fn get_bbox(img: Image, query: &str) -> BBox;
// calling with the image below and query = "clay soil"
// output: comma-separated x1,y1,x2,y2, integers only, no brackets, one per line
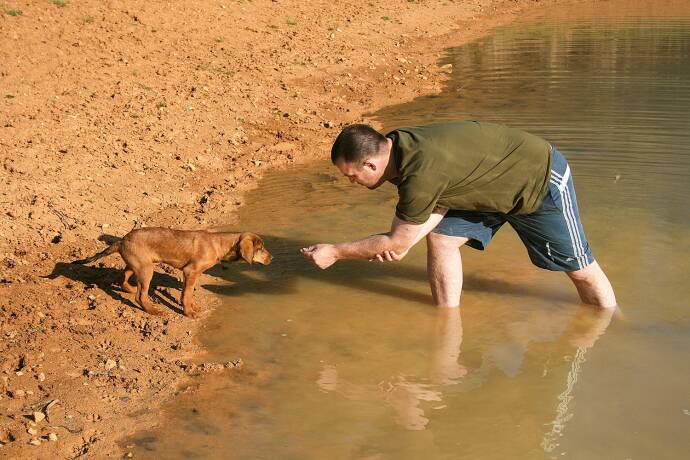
1,0,563,458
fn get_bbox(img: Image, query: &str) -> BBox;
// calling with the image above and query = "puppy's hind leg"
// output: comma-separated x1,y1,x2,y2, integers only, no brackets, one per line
135,264,163,316
181,268,201,319
121,266,137,294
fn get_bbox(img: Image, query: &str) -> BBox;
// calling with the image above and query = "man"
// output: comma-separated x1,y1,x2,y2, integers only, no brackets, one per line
300,121,616,308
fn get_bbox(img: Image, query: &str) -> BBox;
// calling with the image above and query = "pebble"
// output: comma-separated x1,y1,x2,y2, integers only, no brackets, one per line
33,411,46,423
48,433,58,442
27,427,38,435
105,359,117,371
29,439,41,446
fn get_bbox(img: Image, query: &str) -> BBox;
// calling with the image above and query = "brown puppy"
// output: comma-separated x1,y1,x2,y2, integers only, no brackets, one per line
73,228,272,318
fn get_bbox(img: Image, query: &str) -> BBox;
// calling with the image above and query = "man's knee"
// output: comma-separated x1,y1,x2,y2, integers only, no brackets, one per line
566,260,601,283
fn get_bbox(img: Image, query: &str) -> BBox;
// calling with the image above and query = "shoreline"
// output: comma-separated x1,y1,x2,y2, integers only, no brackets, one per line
0,0,566,457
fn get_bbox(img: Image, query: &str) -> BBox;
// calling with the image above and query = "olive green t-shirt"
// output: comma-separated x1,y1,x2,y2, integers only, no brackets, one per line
388,121,552,224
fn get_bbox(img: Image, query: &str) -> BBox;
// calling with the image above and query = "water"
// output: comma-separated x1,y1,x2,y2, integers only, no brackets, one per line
127,1,690,458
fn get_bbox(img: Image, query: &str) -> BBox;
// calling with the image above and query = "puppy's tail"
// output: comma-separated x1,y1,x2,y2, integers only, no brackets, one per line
72,241,122,265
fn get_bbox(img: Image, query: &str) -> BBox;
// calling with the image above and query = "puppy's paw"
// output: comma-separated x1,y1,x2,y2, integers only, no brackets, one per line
121,284,137,294
184,308,199,319
145,307,165,316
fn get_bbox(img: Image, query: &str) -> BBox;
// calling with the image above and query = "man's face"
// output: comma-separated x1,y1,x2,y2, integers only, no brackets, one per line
336,158,385,189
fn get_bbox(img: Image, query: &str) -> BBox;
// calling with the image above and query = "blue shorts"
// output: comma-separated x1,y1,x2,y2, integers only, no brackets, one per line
432,147,594,272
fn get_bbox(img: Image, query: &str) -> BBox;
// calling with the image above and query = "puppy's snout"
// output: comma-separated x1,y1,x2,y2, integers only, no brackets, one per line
261,251,273,265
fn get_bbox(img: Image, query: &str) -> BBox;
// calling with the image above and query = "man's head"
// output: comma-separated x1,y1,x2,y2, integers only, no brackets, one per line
331,124,392,189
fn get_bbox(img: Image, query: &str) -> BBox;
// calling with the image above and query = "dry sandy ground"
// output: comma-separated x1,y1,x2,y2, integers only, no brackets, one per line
1,0,563,457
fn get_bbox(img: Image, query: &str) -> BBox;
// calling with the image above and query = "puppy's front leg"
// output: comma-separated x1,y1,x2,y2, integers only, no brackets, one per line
181,268,201,318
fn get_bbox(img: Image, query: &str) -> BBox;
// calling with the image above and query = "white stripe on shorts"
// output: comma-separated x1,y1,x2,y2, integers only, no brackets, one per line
550,168,587,269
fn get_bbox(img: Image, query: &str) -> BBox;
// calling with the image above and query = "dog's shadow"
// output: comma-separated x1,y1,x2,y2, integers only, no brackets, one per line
45,262,183,314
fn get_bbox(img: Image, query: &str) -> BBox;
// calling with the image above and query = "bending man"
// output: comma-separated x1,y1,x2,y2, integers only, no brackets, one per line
300,121,616,308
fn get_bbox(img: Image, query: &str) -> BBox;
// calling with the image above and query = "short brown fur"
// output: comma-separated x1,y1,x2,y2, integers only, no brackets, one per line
73,228,272,318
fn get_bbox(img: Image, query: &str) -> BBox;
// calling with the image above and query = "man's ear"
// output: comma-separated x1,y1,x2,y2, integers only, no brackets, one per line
239,233,256,264
362,159,377,171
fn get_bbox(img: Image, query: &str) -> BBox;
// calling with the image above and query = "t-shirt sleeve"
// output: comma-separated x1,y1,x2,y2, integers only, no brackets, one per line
395,174,448,224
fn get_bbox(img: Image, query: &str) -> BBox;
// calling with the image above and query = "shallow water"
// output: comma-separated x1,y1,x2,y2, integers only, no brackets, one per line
127,1,690,458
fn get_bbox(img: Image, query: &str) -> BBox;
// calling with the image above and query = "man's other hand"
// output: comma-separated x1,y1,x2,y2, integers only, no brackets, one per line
369,249,408,262
300,244,338,269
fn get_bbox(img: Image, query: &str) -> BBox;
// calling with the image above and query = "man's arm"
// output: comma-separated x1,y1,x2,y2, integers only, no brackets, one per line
301,208,447,269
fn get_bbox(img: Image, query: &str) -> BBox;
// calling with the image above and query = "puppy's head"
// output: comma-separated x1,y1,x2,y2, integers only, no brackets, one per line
236,232,272,265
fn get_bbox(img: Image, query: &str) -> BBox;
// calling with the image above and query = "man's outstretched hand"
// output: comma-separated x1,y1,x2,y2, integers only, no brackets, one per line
300,244,338,269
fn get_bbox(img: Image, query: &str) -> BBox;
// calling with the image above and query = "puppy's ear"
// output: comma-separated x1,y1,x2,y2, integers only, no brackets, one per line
239,233,256,264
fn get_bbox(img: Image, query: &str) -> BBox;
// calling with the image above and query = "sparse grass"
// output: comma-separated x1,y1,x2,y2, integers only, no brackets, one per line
138,83,152,91
52,0,67,7
291,91,300,98
6,9,23,16
199,64,234,76
214,37,224,43
382,16,390,21
5,94,15,99
156,101,167,109
83,16,94,24
286,18,297,26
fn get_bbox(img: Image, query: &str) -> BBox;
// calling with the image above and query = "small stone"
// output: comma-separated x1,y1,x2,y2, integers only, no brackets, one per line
37,373,45,382
48,433,58,442
29,439,41,446
87,294,96,301
104,359,117,371
33,411,45,423
27,427,38,435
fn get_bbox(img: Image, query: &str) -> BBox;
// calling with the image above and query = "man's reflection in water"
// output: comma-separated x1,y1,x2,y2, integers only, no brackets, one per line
316,305,619,432
541,306,619,452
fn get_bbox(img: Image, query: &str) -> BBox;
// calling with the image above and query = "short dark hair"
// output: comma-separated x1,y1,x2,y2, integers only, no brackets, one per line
330,124,387,164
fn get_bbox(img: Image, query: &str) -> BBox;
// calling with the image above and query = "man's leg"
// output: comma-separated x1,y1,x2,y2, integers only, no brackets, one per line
426,233,469,308
566,260,617,308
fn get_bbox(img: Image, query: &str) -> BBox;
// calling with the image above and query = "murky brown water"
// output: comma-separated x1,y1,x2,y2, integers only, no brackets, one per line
127,1,690,458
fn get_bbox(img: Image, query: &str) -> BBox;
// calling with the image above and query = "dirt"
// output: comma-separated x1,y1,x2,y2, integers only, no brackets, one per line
0,0,565,457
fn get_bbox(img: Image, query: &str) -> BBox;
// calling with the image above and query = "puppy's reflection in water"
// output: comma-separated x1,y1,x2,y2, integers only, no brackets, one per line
316,305,617,431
